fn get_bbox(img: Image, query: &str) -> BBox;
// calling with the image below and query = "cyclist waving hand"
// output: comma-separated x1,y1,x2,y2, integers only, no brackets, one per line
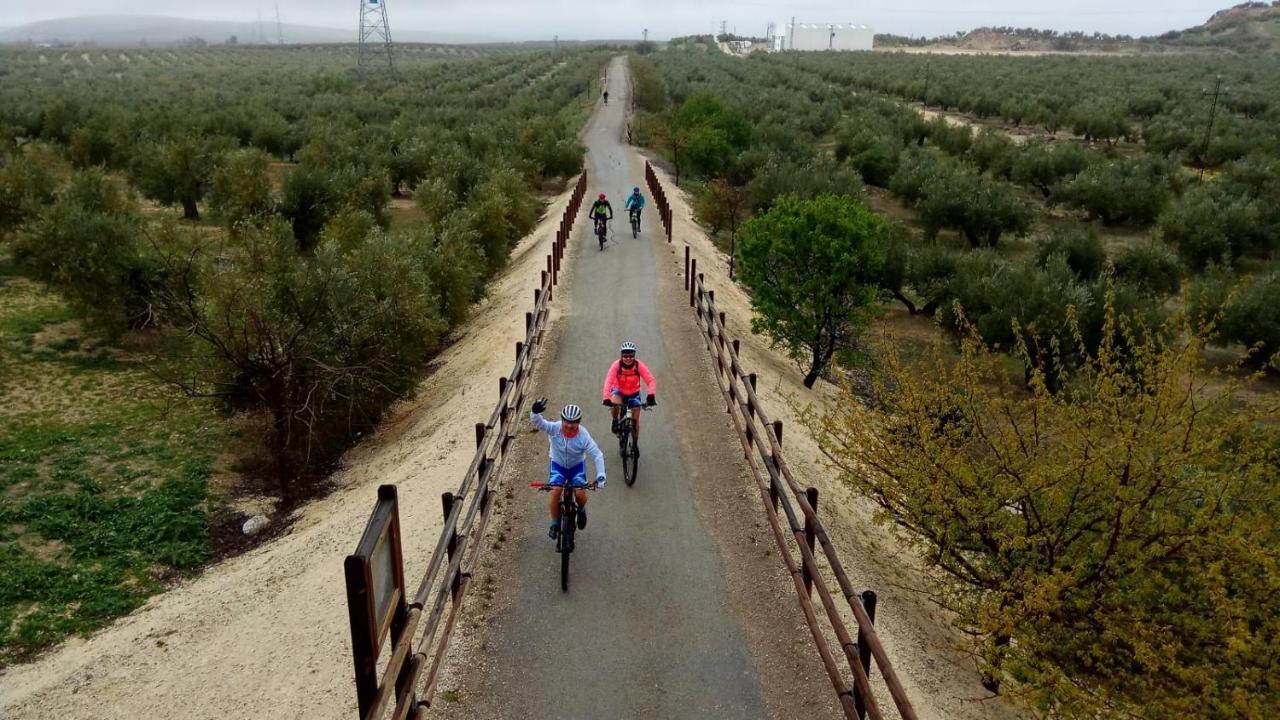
530,399,605,539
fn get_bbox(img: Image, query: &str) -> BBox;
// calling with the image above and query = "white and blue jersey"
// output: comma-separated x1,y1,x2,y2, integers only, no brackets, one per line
530,411,606,488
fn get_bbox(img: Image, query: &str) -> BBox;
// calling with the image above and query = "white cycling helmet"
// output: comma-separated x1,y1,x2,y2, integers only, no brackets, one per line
561,404,582,422
620,341,637,354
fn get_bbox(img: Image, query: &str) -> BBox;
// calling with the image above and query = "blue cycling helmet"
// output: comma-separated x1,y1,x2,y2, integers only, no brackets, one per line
632,187,641,193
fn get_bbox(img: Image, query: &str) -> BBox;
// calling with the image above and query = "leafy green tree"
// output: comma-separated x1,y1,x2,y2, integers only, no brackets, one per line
735,194,890,388
806,310,1280,717
11,170,155,329
672,91,751,179
208,148,273,228
130,135,235,220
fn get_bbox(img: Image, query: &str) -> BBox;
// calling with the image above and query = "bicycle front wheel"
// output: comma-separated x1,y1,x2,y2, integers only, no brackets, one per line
560,517,573,591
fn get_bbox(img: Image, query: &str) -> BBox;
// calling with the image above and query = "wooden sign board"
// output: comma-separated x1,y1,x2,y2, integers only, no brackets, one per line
345,485,407,718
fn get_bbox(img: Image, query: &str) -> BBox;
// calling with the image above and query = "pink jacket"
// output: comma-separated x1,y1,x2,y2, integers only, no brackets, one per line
602,359,656,399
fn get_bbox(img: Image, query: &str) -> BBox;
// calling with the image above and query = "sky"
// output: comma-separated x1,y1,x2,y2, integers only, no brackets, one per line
0,0,1241,40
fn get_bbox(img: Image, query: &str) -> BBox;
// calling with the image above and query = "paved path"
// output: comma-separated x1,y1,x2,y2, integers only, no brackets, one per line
439,56,770,719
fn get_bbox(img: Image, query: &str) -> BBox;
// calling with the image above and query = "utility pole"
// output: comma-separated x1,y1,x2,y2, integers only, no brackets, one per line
923,58,931,107
1198,75,1226,180
357,0,395,74
554,34,559,55
643,28,648,43
274,2,284,44
257,9,264,44
720,20,728,40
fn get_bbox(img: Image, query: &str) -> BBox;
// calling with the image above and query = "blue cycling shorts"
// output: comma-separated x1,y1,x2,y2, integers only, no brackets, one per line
548,461,588,488
609,390,643,408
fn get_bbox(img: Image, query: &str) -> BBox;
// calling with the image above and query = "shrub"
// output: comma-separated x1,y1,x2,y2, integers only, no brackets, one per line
1059,155,1176,226
11,170,156,329
1112,242,1183,297
462,166,541,275
130,135,235,220
1034,225,1106,280
1189,265,1280,369
748,153,864,212
807,308,1280,717
153,220,449,494
208,148,274,228
0,148,58,234
1164,180,1274,269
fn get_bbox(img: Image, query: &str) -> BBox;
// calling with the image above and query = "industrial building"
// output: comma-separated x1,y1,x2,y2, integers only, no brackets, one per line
783,23,874,51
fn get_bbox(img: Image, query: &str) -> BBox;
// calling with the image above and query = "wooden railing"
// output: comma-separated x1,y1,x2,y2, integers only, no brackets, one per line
645,161,919,720
344,172,588,720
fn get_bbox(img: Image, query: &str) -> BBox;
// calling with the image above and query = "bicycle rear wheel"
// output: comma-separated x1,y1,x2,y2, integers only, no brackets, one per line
625,438,639,486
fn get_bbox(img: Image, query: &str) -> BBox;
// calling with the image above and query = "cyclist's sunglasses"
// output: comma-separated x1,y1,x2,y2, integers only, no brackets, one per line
621,351,636,358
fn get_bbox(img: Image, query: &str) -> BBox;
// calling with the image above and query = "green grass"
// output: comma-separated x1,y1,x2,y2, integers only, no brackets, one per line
0,260,227,663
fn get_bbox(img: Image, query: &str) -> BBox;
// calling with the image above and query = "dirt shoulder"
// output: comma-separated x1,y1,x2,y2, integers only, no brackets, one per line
643,159,1025,720
0,179,581,720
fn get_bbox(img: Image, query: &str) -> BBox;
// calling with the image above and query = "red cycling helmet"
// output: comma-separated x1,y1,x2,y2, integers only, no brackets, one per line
598,193,606,200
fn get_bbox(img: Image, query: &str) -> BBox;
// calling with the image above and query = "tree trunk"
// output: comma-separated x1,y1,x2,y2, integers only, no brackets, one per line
892,289,918,315
182,197,199,221
981,633,1011,693
270,403,293,504
802,364,822,389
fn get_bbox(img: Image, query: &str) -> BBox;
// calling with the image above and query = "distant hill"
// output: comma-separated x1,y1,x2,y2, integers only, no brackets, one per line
876,2,1280,53
1156,2,1280,51
0,15,494,47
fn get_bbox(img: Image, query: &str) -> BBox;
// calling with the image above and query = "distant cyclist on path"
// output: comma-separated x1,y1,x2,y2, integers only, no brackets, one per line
530,399,606,539
601,342,657,450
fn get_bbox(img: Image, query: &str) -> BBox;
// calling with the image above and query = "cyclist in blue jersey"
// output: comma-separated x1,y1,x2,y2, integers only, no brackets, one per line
624,186,646,236
530,398,606,539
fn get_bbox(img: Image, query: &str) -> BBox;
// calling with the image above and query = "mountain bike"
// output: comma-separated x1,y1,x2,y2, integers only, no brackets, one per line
594,216,611,250
628,208,641,238
610,403,651,487
531,482,596,591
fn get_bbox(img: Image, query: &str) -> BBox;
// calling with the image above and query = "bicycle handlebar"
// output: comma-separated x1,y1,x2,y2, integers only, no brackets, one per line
529,482,600,490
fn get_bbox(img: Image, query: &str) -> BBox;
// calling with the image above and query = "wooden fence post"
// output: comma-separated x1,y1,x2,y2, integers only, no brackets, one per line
802,487,819,597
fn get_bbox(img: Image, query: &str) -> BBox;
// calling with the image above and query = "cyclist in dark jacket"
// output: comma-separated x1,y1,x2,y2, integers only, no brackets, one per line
589,193,613,249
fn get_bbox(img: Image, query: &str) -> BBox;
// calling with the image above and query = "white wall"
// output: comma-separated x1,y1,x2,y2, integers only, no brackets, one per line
785,23,873,51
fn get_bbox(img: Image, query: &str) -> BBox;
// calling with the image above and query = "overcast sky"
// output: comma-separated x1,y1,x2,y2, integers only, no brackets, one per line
1,1,1239,40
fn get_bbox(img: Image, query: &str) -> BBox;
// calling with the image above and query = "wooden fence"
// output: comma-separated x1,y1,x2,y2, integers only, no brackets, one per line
344,172,588,720
645,161,919,720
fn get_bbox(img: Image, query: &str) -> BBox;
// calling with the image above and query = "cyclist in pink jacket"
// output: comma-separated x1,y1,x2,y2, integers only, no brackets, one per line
601,341,657,449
